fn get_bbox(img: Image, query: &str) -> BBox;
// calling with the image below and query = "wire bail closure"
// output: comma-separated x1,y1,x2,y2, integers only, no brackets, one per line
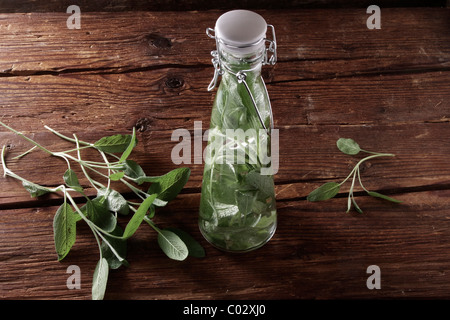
206,25,277,91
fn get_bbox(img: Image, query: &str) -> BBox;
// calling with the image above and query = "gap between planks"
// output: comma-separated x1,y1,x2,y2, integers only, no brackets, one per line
1,180,449,212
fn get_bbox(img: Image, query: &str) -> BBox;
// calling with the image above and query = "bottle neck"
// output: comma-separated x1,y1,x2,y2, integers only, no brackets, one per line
218,44,264,77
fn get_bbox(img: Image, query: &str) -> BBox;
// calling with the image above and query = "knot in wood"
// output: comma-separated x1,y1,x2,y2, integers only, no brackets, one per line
165,77,184,89
146,33,172,49
135,117,152,132
359,161,372,173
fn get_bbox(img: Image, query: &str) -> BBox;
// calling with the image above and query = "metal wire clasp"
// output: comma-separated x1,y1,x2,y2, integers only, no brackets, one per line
206,28,223,91
205,25,277,91
263,24,277,66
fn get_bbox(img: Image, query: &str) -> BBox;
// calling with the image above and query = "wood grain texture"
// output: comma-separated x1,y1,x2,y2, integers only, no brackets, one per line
0,8,449,300
0,0,445,13
2,189,450,300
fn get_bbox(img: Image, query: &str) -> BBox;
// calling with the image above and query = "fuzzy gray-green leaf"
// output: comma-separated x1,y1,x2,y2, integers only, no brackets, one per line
92,258,109,300
336,138,361,155
97,188,129,215
22,181,50,197
166,228,205,258
63,169,83,192
307,182,340,202
101,225,127,269
123,160,146,180
367,191,402,203
157,229,189,261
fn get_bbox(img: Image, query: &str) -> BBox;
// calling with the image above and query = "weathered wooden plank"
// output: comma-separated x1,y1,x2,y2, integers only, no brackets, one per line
1,189,450,299
0,9,448,76
0,68,449,128
0,1,445,13
1,121,449,207
0,7,449,301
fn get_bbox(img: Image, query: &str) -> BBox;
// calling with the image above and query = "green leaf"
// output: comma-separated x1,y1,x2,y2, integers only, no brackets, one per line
118,127,136,163
63,169,83,192
97,188,129,215
236,190,254,216
244,171,274,197
22,181,50,197
92,258,109,300
101,225,128,269
157,229,189,261
109,171,125,181
351,197,364,214
337,138,361,155
122,160,146,180
146,167,191,202
81,198,116,232
53,202,76,261
307,182,341,201
122,194,157,239
367,191,403,203
93,133,136,153
166,228,205,258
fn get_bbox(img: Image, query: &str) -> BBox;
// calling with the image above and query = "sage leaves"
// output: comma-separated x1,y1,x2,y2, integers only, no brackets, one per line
167,227,206,258
122,194,157,239
145,219,205,260
0,121,204,300
53,202,76,261
307,138,402,213
336,138,361,155
146,167,191,202
92,258,109,300
93,131,137,154
367,191,402,203
157,229,189,261
64,169,83,192
307,182,340,202
22,181,50,198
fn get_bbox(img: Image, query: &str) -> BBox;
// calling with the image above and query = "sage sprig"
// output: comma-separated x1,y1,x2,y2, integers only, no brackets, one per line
0,121,205,300
307,138,402,213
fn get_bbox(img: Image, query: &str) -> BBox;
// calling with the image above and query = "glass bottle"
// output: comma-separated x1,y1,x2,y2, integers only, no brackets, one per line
199,10,278,252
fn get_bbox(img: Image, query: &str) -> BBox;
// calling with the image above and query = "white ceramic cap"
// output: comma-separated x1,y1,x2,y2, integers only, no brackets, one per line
215,10,267,54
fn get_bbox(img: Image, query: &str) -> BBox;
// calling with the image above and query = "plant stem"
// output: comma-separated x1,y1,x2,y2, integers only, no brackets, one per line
99,150,111,191
12,146,37,160
2,150,79,195
357,166,370,193
1,146,8,177
144,216,160,232
45,125,92,147
347,170,357,213
360,148,394,156
339,153,395,187
74,134,100,192
0,121,53,155
58,145,92,154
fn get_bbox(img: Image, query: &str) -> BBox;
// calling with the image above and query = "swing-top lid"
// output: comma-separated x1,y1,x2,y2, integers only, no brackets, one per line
214,10,267,54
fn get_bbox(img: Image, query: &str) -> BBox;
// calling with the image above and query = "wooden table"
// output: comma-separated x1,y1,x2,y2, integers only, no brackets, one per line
0,4,449,301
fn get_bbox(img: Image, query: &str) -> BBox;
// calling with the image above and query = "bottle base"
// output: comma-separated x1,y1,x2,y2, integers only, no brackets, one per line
198,220,277,253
